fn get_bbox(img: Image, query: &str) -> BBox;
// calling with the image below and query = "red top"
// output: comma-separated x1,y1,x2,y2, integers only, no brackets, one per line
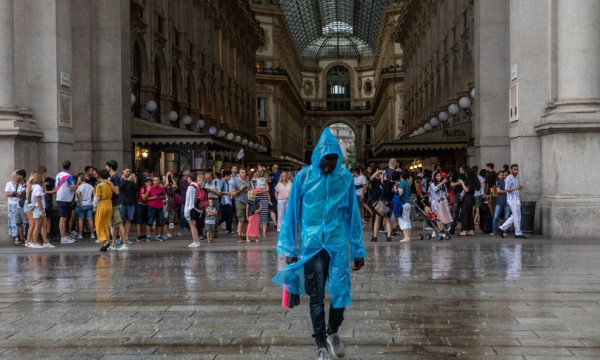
138,186,149,204
147,186,166,209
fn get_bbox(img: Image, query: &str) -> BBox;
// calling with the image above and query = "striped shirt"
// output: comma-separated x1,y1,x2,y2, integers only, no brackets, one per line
505,174,520,201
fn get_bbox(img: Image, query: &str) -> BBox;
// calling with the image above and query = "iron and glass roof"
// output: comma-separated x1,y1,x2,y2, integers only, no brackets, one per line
279,0,388,59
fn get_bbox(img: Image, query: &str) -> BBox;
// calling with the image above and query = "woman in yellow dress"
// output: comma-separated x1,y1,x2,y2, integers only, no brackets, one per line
95,169,114,251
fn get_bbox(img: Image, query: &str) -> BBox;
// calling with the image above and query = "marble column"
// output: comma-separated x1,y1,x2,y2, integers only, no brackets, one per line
0,0,15,108
536,0,600,238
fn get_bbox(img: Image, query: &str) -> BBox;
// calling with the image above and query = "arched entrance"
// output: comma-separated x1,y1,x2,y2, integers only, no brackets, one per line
327,122,356,168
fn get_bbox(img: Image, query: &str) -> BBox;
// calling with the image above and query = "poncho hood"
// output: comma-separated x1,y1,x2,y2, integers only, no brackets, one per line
311,128,344,172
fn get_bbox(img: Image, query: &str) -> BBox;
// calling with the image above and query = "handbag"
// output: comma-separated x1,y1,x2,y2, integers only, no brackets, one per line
373,199,388,216
93,183,102,212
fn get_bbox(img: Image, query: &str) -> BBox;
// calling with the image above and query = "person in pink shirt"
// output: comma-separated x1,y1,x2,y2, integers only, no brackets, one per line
144,176,166,241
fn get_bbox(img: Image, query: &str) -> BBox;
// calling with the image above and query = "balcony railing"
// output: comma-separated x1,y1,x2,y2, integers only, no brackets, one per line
256,67,372,112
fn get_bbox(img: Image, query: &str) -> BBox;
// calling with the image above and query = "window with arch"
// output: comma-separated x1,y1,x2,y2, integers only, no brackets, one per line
327,65,351,111
132,42,142,118
171,67,179,127
153,59,161,123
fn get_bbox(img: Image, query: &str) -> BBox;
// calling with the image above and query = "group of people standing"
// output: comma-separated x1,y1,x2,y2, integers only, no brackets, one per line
182,165,293,248
5,161,295,251
352,158,526,242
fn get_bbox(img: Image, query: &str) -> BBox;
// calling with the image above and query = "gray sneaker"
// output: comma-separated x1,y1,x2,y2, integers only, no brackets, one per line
316,347,330,360
327,333,346,358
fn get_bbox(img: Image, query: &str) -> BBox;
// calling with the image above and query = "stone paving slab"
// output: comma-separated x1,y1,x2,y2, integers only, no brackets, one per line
1,231,600,358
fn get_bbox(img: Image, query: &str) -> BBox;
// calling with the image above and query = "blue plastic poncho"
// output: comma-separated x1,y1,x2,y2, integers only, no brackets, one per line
272,128,366,308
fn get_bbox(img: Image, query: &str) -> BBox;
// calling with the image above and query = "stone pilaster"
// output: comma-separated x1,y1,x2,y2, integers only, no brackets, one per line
536,0,600,238
507,0,551,218
91,0,131,167
0,0,15,108
473,0,511,169
0,0,42,180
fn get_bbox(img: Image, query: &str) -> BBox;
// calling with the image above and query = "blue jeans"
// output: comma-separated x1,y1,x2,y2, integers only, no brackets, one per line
304,249,345,349
492,204,511,233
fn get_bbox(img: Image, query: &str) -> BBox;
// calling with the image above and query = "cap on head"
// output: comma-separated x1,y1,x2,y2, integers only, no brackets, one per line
144,177,152,182
106,159,118,167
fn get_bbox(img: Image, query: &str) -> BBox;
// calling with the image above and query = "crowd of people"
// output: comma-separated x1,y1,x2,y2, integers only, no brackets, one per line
4,161,295,251
353,158,526,242
5,155,526,250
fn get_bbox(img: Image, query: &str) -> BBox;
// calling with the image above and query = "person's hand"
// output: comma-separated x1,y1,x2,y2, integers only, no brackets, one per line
353,257,365,271
517,185,523,190
285,256,298,264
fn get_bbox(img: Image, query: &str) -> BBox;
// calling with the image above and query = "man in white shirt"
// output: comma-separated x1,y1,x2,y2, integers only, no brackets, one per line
56,160,81,244
499,164,526,239
352,167,367,222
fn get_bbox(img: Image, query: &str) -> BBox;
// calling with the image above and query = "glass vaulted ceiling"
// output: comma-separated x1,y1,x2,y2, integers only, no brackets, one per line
279,0,388,59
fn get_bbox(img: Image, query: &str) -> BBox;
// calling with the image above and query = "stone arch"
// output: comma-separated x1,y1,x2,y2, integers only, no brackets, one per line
450,53,461,98
171,61,184,103
321,118,359,138
131,35,151,86
461,47,473,90
186,74,197,110
154,51,168,94
257,134,272,156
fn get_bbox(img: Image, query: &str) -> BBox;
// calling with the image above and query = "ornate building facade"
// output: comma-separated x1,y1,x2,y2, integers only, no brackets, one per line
251,0,405,166
389,0,600,238
0,0,264,179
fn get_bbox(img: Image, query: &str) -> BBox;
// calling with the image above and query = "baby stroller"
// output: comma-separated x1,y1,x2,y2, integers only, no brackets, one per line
414,198,451,241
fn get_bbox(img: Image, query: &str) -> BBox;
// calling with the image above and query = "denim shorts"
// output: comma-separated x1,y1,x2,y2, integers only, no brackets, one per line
120,204,136,221
32,206,44,219
76,205,94,220
16,205,29,225
147,206,164,227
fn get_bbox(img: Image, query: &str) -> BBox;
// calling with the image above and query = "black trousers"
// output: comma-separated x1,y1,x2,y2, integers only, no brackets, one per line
304,249,345,349
218,203,233,232
450,194,462,233
460,193,476,232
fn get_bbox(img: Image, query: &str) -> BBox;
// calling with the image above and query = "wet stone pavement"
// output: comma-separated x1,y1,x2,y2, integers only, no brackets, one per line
1,230,600,359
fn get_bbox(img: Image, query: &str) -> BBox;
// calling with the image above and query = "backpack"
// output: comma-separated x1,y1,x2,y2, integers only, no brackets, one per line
18,190,27,208
195,188,209,211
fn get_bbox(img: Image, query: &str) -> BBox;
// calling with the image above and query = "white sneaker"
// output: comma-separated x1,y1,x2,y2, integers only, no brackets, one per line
42,243,55,249
326,333,346,358
30,244,43,249
95,239,101,244
316,347,330,360
117,245,129,251
60,238,75,244
108,246,117,251
70,231,79,238
76,234,83,240
91,233,96,239
188,243,196,247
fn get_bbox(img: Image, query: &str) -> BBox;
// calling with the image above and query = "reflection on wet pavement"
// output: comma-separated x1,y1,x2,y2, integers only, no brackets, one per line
0,233,599,359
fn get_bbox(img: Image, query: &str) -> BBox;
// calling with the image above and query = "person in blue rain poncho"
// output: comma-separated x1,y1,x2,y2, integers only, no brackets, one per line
273,128,366,360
